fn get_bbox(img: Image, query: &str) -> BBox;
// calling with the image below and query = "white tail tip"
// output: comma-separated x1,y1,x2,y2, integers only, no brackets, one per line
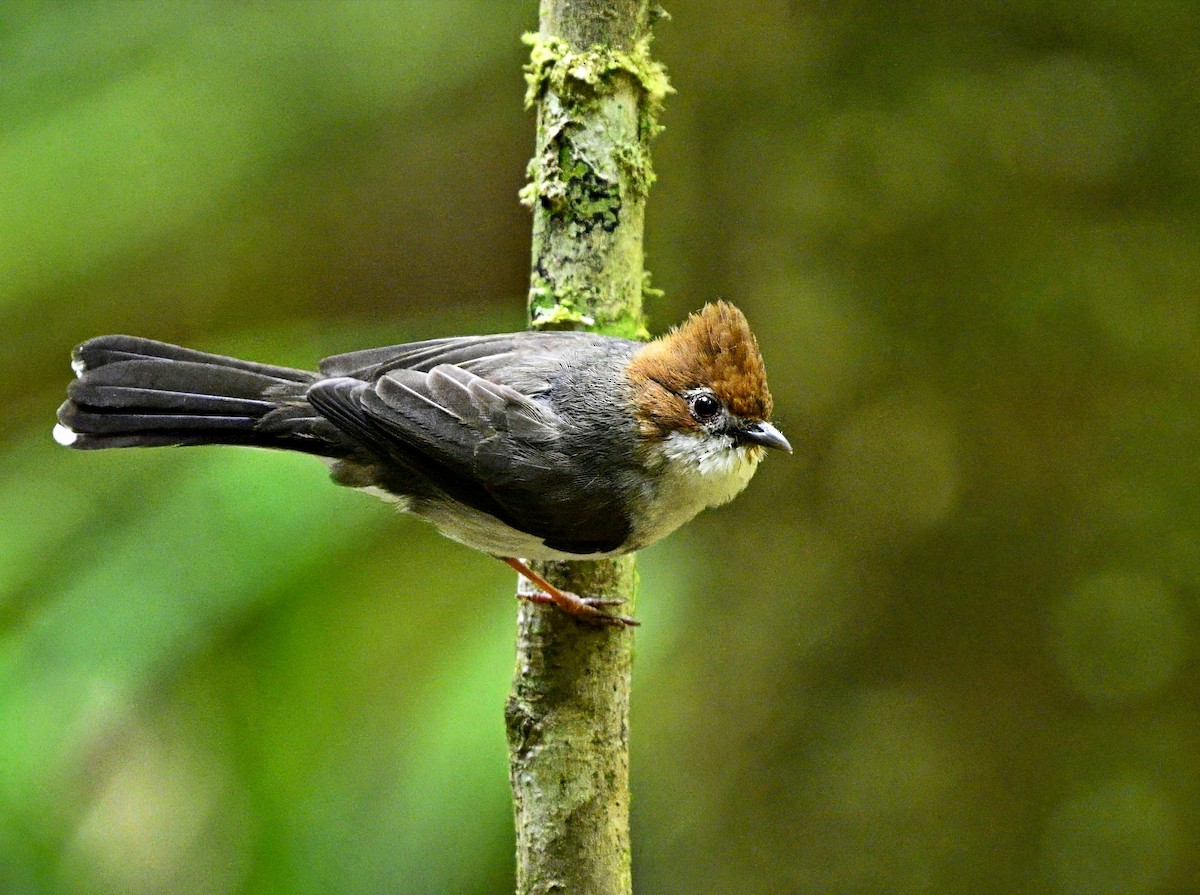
53,423,78,446
71,355,86,377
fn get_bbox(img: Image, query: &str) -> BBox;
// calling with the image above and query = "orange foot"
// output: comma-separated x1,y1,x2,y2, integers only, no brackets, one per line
502,557,639,628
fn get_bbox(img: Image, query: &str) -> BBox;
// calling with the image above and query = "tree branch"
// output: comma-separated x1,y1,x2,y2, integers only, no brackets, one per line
505,2,670,893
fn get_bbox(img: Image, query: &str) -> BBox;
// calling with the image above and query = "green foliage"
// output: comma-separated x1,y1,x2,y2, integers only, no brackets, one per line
3,2,1199,894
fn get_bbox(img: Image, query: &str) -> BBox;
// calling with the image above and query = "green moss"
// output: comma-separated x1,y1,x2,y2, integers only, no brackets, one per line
521,31,672,211
559,152,621,231
521,29,667,344
522,33,571,110
521,32,672,115
522,136,623,231
641,269,664,303
527,278,652,340
615,140,655,201
594,315,651,342
527,269,655,340
519,155,566,214
531,304,596,330
528,277,596,331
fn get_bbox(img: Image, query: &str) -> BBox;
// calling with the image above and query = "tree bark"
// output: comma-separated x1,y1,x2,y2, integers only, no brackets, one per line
506,2,670,893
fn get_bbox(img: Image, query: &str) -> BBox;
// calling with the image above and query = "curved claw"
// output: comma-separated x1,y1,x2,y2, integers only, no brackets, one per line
503,557,639,628
578,597,638,627
522,589,640,627
579,604,640,627
580,597,627,609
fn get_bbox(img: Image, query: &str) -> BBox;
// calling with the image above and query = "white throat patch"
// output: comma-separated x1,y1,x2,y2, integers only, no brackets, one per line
628,431,764,551
659,430,763,489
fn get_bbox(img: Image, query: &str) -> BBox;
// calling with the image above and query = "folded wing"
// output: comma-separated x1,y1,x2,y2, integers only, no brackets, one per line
308,355,632,555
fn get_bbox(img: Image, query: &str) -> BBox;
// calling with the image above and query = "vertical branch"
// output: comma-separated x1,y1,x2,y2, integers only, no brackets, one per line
505,2,670,894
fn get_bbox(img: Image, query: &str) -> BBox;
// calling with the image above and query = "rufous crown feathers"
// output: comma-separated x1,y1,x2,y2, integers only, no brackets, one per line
626,301,774,438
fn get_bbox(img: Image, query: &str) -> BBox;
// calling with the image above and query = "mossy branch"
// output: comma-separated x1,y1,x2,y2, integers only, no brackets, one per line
505,2,670,894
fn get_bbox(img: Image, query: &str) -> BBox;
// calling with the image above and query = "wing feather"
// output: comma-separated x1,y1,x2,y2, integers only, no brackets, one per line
311,352,633,555
318,331,610,382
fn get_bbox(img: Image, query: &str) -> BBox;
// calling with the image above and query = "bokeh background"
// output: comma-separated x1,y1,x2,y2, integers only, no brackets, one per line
3,2,1198,893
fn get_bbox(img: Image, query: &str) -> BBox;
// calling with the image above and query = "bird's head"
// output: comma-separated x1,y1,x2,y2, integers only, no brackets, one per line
626,301,790,483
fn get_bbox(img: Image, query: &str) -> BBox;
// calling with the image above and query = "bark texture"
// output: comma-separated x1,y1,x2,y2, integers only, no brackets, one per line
507,2,669,893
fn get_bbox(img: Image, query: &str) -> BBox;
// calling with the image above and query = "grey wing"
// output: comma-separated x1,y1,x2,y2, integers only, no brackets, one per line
318,331,616,384
307,361,633,555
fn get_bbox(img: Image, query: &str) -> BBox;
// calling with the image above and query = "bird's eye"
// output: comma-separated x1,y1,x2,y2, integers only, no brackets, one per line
690,393,721,420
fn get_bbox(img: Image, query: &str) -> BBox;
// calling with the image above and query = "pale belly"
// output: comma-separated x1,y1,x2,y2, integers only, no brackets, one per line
626,433,763,551
354,433,763,560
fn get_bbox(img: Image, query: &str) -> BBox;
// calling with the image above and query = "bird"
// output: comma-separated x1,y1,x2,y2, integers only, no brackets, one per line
54,301,790,626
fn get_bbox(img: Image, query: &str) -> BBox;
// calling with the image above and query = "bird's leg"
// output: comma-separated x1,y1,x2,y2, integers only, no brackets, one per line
502,557,639,628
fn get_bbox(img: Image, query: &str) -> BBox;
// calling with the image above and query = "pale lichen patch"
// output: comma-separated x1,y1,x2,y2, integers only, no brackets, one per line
520,31,672,213
521,33,673,118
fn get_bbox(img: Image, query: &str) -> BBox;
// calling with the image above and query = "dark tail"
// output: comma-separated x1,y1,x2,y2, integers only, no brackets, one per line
55,335,347,457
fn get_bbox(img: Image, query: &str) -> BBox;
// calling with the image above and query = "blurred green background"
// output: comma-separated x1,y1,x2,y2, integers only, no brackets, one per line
3,2,1198,893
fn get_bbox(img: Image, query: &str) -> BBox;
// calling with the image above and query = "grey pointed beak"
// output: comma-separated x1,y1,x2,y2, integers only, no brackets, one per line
738,421,792,453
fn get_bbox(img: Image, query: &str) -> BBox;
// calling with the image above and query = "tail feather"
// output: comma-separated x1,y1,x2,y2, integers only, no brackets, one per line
65,383,276,416
74,335,314,383
56,335,347,456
